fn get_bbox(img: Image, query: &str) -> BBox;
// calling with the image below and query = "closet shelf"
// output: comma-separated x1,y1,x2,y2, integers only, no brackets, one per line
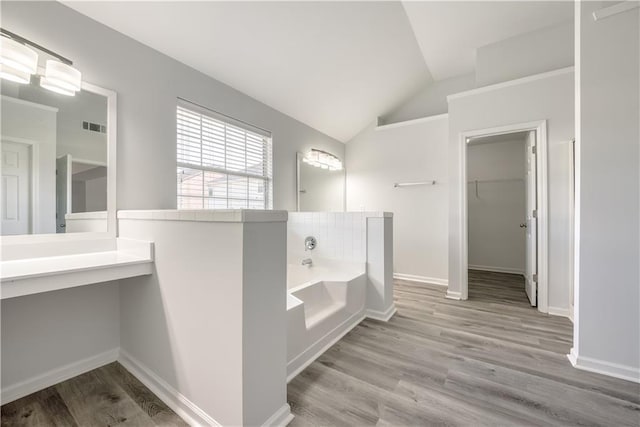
1,238,154,300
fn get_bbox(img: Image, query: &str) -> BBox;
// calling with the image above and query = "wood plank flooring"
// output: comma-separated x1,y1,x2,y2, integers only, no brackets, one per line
288,271,640,426
3,271,638,426
1,362,187,427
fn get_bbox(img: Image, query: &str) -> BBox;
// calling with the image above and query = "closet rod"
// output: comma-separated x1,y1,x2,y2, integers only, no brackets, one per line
467,178,524,184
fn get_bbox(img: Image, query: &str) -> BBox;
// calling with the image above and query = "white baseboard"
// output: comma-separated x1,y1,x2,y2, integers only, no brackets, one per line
262,403,294,427
118,349,221,426
287,310,365,383
393,273,448,287
567,348,640,383
445,290,462,300
548,306,572,319
365,304,397,322
468,265,524,275
1,348,119,405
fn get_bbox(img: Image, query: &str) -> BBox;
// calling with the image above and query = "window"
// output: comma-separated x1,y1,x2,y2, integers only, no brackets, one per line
176,100,273,210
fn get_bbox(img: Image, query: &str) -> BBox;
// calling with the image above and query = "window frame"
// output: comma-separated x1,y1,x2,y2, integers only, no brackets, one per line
176,99,273,210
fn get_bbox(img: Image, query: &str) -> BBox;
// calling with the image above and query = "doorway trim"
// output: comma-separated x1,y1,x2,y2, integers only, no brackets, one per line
1,135,40,234
456,120,549,313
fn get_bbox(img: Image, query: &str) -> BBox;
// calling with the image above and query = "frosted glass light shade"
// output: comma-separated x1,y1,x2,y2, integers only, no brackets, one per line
41,60,81,94
0,64,31,84
40,76,75,96
0,37,38,74
303,149,343,171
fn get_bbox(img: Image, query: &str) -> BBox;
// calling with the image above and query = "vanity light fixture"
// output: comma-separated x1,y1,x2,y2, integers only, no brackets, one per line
40,60,82,96
0,36,38,83
0,64,32,84
0,28,82,96
302,149,343,171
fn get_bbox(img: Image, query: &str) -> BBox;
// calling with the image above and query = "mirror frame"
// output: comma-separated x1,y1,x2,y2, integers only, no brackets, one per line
1,78,117,247
295,151,346,212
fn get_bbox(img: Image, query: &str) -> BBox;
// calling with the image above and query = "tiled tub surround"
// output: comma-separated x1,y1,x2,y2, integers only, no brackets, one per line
287,211,389,264
286,212,395,381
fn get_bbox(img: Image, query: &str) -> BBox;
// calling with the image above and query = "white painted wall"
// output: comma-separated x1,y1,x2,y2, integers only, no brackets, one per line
476,21,574,86
572,1,639,381
448,69,575,312
381,74,476,125
118,212,289,425
468,138,526,274
1,2,343,212
0,96,57,234
346,118,448,284
1,283,119,399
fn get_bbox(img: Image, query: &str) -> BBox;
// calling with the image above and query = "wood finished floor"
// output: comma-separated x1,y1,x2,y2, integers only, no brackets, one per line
1,362,187,427
3,271,639,426
288,270,640,426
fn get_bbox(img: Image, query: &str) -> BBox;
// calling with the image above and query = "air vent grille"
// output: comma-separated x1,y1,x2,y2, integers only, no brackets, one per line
82,121,106,134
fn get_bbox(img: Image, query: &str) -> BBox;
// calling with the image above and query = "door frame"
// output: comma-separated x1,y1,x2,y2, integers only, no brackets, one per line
1,135,40,234
457,120,549,313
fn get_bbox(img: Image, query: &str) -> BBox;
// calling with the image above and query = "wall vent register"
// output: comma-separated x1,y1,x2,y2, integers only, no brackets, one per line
176,99,273,209
82,120,106,133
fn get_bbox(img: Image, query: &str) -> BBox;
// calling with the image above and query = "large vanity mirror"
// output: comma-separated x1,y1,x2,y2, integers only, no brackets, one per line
1,76,115,237
296,150,345,212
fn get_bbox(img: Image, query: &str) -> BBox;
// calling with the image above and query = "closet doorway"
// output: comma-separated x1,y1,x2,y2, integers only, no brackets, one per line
457,120,548,312
467,131,537,306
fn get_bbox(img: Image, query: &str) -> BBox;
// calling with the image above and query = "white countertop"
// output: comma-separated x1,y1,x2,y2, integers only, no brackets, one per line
1,238,154,300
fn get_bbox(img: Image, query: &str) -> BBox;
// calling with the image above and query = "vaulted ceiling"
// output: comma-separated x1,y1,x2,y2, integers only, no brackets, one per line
63,1,573,142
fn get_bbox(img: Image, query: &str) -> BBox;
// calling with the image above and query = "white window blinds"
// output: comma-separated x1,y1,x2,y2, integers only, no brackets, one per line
176,100,273,210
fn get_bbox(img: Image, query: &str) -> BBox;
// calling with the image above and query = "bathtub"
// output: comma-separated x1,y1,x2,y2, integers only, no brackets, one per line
286,258,367,381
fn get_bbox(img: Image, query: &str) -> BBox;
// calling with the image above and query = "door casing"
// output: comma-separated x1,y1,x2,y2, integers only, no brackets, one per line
456,120,549,313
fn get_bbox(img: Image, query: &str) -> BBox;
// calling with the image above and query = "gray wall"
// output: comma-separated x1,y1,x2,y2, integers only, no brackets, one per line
476,21,574,86
1,1,343,211
447,69,575,312
1,284,119,393
380,21,574,126
468,138,526,274
380,73,476,124
574,1,639,378
346,118,449,283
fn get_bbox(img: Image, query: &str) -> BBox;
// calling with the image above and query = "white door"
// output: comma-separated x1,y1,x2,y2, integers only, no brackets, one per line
56,155,72,233
1,141,31,235
525,131,538,306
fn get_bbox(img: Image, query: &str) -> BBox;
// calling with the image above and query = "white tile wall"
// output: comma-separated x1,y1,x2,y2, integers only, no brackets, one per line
288,212,372,263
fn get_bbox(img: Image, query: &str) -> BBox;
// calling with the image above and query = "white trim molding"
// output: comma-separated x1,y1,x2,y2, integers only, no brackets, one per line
547,306,572,320
1,135,41,234
455,120,549,314
568,348,640,384
261,404,294,427
376,113,448,131
118,349,221,426
468,265,524,276
1,348,119,405
447,67,574,102
445,290,462,300
365,304,397,322
393,273,448,287
592,1,639,21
